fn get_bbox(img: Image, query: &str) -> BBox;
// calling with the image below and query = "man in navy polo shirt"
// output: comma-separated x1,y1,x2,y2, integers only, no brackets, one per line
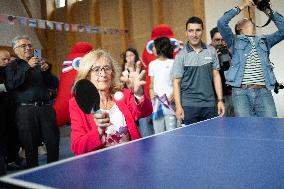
172,16,225,125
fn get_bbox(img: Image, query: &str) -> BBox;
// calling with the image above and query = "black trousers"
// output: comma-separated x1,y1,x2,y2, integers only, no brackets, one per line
0,92,20,174
15,105,60,168
0,154,5,176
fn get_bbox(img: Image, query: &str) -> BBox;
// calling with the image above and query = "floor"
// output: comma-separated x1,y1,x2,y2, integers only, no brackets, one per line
7,125,73,175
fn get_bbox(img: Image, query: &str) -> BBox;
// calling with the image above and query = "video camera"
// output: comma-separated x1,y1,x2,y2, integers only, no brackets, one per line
274,81,284,94
253,0,271,14
216,45,231,71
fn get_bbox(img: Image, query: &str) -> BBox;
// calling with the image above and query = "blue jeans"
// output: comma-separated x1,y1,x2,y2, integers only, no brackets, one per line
183,106,216,125
137,116,154,137
152,115,177,134
232,87,277,117
224,95,234,117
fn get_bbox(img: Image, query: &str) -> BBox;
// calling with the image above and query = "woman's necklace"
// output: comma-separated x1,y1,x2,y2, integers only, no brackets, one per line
100,98,114,110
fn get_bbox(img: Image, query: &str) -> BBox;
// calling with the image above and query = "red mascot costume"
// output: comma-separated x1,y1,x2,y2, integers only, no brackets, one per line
142,24,182,95
53,42,93,126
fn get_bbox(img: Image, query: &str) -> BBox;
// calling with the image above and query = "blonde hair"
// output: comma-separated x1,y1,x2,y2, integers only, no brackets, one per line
74,49,123,95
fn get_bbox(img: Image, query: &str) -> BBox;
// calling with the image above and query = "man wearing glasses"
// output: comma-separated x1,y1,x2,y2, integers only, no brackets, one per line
5,36,59,168
210,27,234,117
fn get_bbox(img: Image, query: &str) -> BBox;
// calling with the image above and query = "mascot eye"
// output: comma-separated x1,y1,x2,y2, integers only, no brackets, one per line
72,57,82,70
170,38,181,52
146,40,155,54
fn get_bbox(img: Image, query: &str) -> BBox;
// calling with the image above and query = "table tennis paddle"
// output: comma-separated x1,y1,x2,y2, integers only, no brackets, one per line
74,79,100,114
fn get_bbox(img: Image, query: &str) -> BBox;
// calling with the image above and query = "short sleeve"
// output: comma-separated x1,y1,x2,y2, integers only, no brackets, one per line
209,47,220,70
171,52,184,78
148,61,154,77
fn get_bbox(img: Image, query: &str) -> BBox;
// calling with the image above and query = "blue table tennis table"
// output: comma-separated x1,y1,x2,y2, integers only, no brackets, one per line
1,117,284,189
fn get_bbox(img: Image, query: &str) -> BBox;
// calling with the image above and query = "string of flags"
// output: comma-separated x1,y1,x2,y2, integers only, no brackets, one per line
0,13,128,35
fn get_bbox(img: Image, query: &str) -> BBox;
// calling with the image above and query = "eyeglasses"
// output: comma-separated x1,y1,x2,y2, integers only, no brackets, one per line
90,65,112,75
14,44,33,49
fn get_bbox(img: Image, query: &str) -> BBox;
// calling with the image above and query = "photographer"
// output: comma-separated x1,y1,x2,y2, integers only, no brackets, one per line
217,0,284,117
210,27,234,117
5,35,59,168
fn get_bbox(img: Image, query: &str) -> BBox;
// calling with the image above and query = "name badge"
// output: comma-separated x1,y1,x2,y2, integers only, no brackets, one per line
205,57,212,60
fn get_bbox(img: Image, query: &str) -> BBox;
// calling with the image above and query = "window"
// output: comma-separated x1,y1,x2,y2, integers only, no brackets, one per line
55,0,65,8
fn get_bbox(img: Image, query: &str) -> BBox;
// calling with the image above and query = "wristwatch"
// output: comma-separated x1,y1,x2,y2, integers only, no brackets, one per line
217,98,225,103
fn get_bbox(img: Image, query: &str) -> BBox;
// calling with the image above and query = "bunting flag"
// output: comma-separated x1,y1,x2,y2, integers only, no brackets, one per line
0,14,7,23
151,94,175,120
85,25,91,33
64,23,70,32
71,24,79,32
28,18,37,27
78,25,84,32
37,19,46,29
7,15,16,25
0,13,128,35
46,20,54,30
18,17,27,26
55,22,63,31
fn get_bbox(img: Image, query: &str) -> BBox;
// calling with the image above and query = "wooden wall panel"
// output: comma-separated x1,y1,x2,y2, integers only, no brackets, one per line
130,0,153,56
71,0,94,43
152,0,164,25
42,0,206,74
49,7,69,75
89,0,102,48
163,0,195,43
118,0,129,52
99,0,123,61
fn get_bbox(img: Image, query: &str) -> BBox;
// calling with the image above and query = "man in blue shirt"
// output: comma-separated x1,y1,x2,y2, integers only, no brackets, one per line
217,0,284,117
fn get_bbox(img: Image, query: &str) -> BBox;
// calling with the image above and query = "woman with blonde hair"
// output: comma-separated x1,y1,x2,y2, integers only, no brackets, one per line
69,49,153,155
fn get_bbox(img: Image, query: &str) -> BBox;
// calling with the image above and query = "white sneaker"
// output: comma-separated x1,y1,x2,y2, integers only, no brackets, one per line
38,145,47,155
18,147,26,159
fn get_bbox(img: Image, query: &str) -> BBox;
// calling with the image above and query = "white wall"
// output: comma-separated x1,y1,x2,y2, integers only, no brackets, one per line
205,0,284,117
256,1,284,117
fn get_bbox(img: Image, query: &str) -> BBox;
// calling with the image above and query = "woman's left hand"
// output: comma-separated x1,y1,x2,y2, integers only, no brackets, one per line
120,61,146,96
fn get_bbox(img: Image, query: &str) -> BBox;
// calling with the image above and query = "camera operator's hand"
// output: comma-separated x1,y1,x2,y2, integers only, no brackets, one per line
216,47,224,56
27,57,39,68
239,0,255,10
216,48,221,56
263,1,272,16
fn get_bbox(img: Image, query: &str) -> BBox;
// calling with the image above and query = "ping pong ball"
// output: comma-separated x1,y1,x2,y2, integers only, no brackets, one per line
114,91,124,101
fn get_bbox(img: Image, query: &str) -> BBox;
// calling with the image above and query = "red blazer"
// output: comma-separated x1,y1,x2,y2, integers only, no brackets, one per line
69,89,153,155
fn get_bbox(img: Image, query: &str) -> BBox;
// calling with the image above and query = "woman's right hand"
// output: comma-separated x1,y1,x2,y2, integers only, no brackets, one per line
93,111,110,136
